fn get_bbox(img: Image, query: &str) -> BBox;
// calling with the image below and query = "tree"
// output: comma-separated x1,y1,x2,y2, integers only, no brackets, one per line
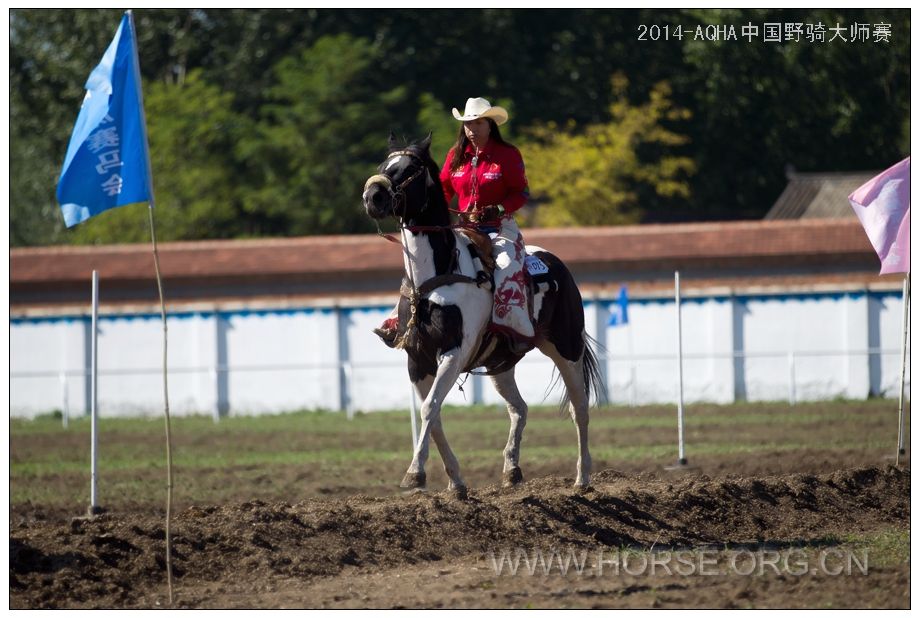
416,93,458,168
238,34,410,236
10,9,126,246
9,8,238,245
67,70,248,244
670,8,910,220
520,76,695,227
9,9,910,245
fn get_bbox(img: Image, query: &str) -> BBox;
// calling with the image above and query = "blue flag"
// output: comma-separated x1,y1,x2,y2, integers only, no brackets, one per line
607,285,629,327
57,12,152,227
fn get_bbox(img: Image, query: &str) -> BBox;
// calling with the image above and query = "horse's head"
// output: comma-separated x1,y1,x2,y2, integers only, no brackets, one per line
363,133,434,222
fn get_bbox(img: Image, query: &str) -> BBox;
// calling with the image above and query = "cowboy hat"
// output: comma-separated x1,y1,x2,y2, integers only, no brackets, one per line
451,97,509,125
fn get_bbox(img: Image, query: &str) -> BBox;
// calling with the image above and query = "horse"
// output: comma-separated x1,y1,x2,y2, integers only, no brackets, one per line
362,133,602,498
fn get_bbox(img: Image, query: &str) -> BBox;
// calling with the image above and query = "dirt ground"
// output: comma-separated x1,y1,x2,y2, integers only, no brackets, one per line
10,460,910,608
9,403,911,609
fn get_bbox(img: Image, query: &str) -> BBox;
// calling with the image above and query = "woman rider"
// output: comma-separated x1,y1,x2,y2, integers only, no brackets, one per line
375,96,535,351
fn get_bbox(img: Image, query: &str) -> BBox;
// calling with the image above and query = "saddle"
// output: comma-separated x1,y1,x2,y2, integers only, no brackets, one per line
457,227,496,273
390,229,558,367
457,227,557,297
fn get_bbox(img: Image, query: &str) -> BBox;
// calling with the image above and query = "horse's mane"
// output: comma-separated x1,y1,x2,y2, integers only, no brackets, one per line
388,136,448,214
389,136,442,183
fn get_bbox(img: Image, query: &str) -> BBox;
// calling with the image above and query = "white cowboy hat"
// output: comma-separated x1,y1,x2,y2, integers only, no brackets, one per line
451,97,509,125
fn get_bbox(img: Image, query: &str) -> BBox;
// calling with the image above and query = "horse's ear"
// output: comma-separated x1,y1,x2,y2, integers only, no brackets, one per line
419,132,433,153
388,131,399,150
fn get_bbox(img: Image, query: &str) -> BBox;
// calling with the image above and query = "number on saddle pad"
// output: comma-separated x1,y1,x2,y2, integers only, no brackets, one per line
524,255,549,276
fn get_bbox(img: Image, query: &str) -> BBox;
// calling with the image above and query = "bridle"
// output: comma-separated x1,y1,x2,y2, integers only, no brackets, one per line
363,149,430,221
366,149,481,244
364,148,490,350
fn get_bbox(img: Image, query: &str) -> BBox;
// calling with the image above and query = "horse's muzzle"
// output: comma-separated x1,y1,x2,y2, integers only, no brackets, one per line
363,180,392,219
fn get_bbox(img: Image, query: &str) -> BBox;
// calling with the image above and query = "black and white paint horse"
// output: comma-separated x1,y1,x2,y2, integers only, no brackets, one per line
363,134,601,497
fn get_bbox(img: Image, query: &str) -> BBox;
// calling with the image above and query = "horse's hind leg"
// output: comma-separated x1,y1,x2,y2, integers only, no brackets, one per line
538,340,592,488
489,368,528,487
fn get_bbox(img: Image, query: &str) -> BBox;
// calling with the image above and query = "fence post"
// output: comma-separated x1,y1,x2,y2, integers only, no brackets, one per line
343,360,355,420
629,364,637,407
60,372,69,429
409,384,419,450
788,352,796,406
211,313,221,423
210,365,220,424
334,307,353,417
587,297,610,405
896,275,910,461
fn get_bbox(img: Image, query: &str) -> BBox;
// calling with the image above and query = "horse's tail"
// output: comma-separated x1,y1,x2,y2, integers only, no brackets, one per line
553,331,606,415
581,332,606,405
533,248,607,412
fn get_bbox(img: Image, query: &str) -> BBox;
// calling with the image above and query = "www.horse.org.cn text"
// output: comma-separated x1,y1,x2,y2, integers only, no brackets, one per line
486,547,870,578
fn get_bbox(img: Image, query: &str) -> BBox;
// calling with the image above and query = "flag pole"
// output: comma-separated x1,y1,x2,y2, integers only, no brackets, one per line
127,10,174,604
896,273,910,466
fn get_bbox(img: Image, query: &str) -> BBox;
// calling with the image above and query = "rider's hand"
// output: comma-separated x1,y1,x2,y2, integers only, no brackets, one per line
481,204,505,221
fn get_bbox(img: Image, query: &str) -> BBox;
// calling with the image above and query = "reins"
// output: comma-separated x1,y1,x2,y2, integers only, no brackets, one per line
366,148,491,350
374,221,476,244
367,149,493,241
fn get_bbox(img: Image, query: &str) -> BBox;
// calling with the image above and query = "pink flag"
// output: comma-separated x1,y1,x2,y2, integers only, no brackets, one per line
848,156,911,275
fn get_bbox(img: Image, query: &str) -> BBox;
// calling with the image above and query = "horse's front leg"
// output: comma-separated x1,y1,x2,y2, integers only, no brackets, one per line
400,372,433,490
400,351,468,497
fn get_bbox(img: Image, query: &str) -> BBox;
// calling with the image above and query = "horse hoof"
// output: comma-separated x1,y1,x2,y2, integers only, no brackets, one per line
502,467,524,488
573,483,593,495
400,471,426,490
450,485,469,501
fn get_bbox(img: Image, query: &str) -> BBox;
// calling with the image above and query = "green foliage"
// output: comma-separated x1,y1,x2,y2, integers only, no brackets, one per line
238,34,409,236
8,8,911,246
672,7,911,219
10,9,126,246
521,77,695,227
69,70,247,244
416,93,457,167
144,71,247,240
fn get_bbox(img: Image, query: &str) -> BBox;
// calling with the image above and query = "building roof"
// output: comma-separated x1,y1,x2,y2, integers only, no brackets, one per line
10,219,898,313
764,171,875,220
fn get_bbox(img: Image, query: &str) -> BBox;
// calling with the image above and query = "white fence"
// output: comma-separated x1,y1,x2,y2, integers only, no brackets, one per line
10,348,911,425
10,287,909,420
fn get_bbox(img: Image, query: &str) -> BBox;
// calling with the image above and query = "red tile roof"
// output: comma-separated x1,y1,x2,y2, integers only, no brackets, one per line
10,219,898,310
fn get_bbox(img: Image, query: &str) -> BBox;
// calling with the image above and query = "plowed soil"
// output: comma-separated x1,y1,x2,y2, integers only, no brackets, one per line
10,402,911,608
10,464,909,608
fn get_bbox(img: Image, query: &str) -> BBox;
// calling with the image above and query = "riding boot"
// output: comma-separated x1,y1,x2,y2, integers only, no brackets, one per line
373,311,399,348
490,217,535,352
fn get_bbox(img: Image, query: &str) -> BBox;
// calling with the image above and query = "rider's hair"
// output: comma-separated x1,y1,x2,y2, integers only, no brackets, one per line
448,119,509,173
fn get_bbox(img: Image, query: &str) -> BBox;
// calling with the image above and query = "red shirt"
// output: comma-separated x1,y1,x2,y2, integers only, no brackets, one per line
439,140,529,217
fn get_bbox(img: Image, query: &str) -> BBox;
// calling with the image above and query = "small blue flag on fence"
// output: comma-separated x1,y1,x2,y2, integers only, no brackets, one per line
57,12,152,227
607,285,629,327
